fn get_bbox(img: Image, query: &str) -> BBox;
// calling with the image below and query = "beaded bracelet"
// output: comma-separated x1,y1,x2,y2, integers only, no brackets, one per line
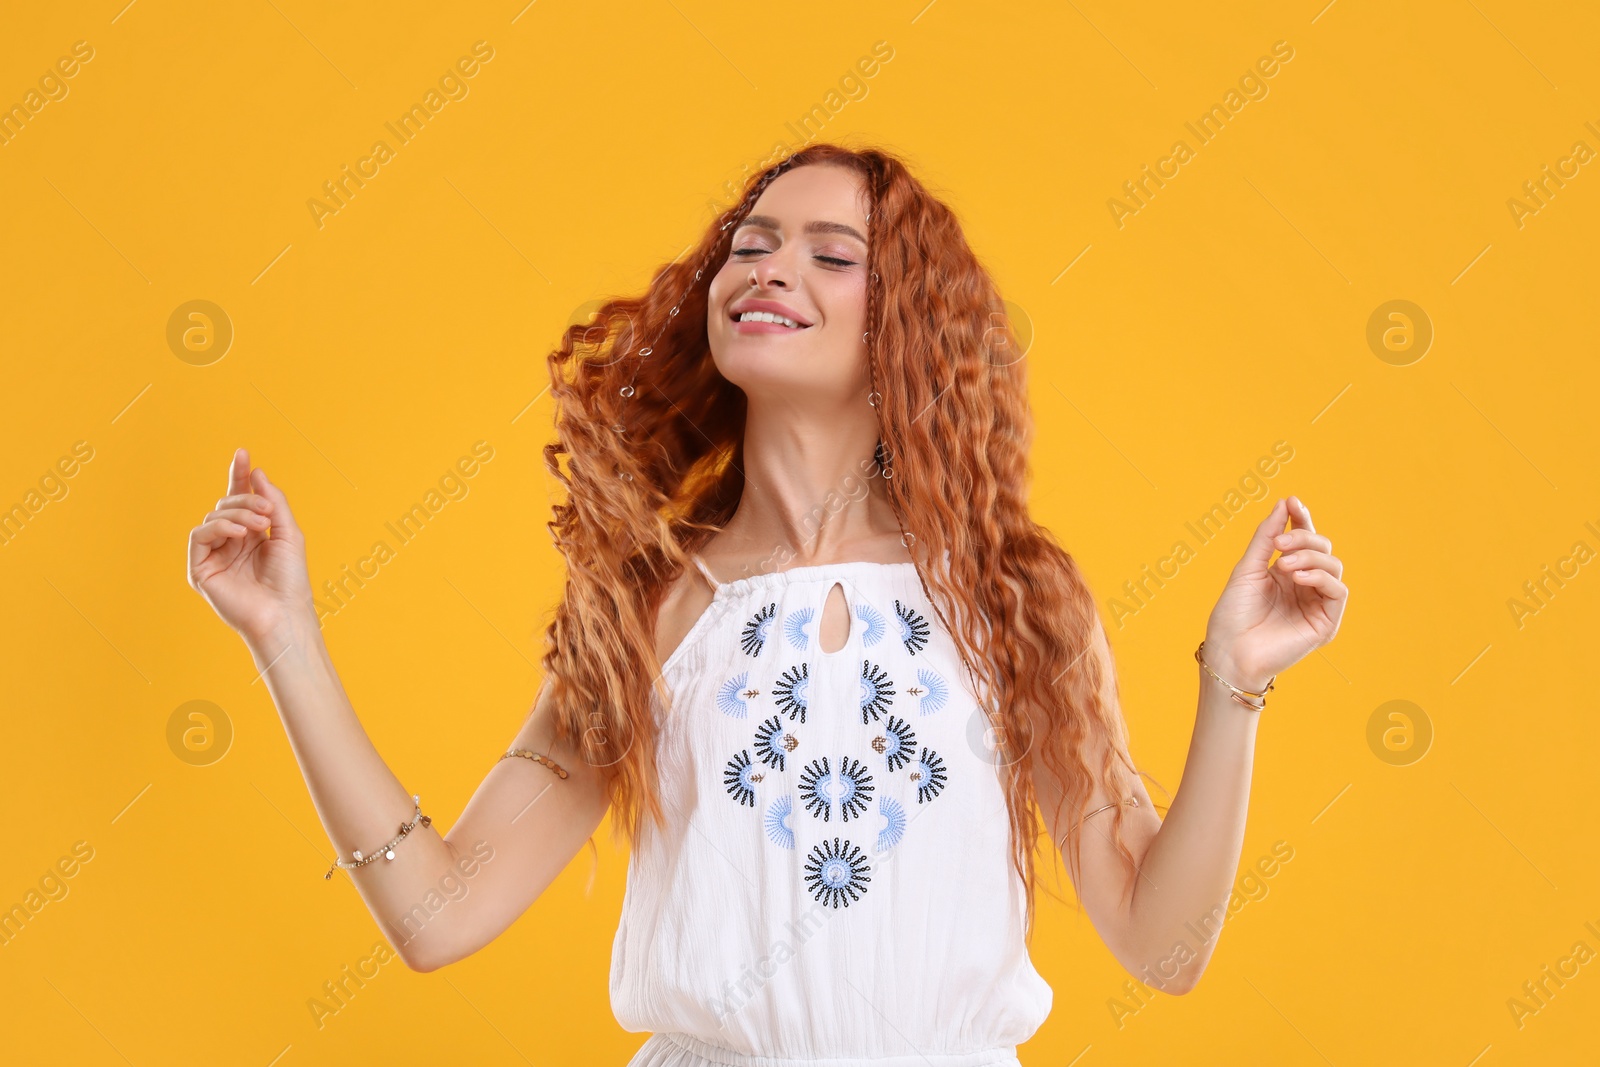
500,748,569,779
324,794,432,880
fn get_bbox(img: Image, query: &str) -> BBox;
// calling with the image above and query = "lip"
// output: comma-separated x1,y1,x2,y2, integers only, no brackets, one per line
728,299,812,330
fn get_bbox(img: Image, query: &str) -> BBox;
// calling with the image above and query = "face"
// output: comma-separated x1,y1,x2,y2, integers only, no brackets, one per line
706,163,871,405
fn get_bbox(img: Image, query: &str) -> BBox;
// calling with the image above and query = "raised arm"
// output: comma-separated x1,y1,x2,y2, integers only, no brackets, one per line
1033,614,1256,996
1035,496,1345,994
188,448,610,972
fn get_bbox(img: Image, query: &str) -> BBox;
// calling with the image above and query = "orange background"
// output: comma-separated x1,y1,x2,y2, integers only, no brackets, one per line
2,1,1597,1064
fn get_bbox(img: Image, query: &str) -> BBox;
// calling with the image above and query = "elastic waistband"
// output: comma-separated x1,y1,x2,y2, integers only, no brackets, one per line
656,1032,1021,1067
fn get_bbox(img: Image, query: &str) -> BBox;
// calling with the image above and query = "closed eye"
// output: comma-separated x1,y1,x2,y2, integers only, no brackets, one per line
732,249,856,267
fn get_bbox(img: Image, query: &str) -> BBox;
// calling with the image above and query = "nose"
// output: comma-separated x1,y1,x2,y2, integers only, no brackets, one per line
748,255,791,290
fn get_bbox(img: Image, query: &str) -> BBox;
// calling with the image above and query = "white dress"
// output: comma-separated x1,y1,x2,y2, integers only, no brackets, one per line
610,556,1053,1066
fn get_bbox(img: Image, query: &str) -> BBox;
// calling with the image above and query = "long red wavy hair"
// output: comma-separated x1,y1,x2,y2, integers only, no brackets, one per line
539,140,1143,935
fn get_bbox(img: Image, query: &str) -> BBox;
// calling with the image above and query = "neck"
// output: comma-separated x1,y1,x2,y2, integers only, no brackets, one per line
717,396,898,569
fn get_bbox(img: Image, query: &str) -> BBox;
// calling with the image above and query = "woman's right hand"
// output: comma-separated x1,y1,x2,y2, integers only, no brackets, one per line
187,447,314,646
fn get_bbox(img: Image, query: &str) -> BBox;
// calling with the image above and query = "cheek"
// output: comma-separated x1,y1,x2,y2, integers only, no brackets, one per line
822,274,868,327
707,259,745,310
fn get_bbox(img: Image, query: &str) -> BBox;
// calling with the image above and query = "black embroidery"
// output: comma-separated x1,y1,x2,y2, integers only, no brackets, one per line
835,755,876,822
804,837,872,908
741,603,778,657
879,715,917,772
773,662,811,723
910,747,948,804
799,756,834,822
723,749,761,807
753,716,789,771
895,599,931,655
859,660,895,723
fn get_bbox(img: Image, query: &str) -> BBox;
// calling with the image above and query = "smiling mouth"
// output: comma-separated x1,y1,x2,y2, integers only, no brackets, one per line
732,310,810,329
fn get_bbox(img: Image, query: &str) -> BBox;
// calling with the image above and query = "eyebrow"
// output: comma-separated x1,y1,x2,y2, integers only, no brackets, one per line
735,214,868,244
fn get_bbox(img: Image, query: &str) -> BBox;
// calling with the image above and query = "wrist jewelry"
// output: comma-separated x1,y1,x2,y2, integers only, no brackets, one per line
1195,640,1275,710
500,748,569,779
325,794,432,880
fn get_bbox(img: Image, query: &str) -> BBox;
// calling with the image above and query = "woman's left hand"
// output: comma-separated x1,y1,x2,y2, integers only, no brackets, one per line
1202,496,1347,692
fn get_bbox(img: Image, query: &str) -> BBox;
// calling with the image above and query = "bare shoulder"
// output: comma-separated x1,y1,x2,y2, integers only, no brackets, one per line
653,560,716,668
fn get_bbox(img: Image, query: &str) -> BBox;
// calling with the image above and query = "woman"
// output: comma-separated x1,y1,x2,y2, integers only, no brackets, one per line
187,142,1346,1065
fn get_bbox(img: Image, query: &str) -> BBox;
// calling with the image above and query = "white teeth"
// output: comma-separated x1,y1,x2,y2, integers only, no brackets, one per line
738,310,802,328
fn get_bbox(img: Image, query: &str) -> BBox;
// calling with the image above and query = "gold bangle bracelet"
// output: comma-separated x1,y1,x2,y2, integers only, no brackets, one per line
1195,640,1275,710
1075,796,1140,829
501,748,569,779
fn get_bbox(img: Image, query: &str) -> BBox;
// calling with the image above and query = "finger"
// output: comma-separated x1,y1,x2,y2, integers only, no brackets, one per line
1290,566,1347,601
192,515,251,543
250,467,301,538
204,506,272,531
1288,495,1316,536
1238,497,1290,572
215,492,271,514
227,447,252,498
1276,549,1342,580
188,516,248,571
1272,528,1331,555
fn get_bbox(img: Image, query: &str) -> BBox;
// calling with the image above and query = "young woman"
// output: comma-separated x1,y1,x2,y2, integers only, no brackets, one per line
187,142,1346,1066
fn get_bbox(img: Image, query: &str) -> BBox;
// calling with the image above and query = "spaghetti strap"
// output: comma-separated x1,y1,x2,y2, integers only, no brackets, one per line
688,553,720,592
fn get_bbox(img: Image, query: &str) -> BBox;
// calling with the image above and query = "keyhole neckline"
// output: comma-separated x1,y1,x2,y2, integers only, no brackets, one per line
817,580,855,658
661,554,936,679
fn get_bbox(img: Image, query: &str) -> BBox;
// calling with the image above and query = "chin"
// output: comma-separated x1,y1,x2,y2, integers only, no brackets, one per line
712,351,832,398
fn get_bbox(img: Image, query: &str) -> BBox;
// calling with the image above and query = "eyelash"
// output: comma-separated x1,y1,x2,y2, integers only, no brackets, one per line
732,249,856,267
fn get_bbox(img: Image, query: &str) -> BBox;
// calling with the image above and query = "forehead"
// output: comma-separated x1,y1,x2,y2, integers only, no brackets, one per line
747,164,868,230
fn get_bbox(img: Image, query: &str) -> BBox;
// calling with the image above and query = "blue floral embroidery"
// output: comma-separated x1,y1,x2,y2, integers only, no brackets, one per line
716,672,753,718
753,715,790,771
783,607,814,651
854,603,887,647
834,755,875,822
741,603,777,657
909,667,949,716
804,837,872,908
910,747,948,804
772,662,811,723
765,794,796,850
877,795,906,853
798,756,834,821
723,749,763,807
895,599,931,655
710,583,953,874
859,660,895,723
876,715,917,772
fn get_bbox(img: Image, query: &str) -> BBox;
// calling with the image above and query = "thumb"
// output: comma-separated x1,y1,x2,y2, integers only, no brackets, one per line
251,467,303,541
1235,497,1288,575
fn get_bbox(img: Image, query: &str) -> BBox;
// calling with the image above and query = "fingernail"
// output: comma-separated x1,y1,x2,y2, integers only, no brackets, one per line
1275,534,1291,547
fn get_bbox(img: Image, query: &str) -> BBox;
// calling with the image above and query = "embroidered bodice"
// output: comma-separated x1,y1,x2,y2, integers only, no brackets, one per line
608,556,1052,1064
